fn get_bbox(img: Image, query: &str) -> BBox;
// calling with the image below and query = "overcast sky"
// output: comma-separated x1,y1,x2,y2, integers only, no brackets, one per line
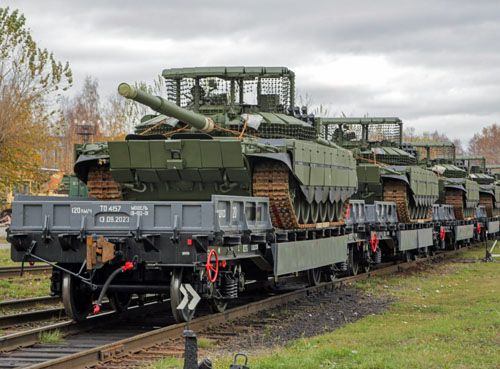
4,0,500,145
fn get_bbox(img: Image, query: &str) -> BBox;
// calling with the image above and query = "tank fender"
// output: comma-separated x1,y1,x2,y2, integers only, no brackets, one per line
248,153,318,202
74,154,109,183
381,173,410,185
443,183,466,192
479,188,495,196
247,153,293,172
247,153,355,204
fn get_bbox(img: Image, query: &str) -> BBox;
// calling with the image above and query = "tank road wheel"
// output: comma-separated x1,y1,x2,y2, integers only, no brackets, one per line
309,201,320,223
414,205,421,220
327,202,336,222
409,205,415,220
307,268,323,286
299,198,311,224
335,201,345,221
319,202,329,223
108,292,132,313
348,247,359,276
62,273,93,322
170,268,195,323
289,183,302,224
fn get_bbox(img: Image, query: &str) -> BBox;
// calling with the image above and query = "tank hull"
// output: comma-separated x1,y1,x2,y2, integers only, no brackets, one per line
355,164,439,222
77,137,358,229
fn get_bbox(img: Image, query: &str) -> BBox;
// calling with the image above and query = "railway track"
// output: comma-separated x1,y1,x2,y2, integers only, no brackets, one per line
0,308,65,330
0,296,162,332
0,297,58,311
0,245,474,369
0,266,51,279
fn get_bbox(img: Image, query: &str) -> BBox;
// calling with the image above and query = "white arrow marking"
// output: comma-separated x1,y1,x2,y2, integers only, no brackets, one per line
186,283,201,310
176,284,189,310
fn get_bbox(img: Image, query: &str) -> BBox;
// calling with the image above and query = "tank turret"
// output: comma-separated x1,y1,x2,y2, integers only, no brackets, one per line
118,83,215,132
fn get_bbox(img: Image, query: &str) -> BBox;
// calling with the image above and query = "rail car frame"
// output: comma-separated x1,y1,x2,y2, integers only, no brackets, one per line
7,195,499,322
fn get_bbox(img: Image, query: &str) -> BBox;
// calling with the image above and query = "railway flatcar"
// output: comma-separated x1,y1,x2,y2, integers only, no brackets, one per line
7,67,499,323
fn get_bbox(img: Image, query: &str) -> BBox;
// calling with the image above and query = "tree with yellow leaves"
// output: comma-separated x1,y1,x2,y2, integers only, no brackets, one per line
468,124,499,164
0,7,72,203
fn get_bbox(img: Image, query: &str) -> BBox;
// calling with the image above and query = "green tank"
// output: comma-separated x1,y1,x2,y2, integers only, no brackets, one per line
57,174,88,197
455,156,500,217
317,117,439,223
407,142,480,219
75,67,358,229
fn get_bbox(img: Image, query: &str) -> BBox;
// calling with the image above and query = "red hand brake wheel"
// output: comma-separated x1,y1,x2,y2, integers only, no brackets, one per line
205,249,219,283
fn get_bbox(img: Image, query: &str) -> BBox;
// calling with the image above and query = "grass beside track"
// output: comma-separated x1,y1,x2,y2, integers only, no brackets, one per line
198,245,498,369
144,245,499,369
0,274,51,301
0,248,16,267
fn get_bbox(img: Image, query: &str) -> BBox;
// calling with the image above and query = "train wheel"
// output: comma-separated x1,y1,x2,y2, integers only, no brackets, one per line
108,292,132,313
307,268,323,286
420,247,429,258
362,245,374,273
62,273,92,322
362,263,371,273
403,251,413,262
208,298,228,314
348,247,359,276
170,268,195,323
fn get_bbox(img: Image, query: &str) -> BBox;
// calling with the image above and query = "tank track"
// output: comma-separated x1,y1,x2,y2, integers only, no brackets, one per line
87,166,122,200
383,180,431,223
252,162,347,229
479,193,494,218
445,189,468,221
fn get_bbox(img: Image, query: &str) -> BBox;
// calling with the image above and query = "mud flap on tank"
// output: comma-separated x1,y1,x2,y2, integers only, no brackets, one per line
86,235,115,270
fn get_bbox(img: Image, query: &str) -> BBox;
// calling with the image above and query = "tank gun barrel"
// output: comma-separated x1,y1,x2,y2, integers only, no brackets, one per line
118,83,215,132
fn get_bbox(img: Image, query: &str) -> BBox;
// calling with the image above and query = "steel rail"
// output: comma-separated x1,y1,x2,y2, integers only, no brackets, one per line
0,306,154,353
0,266,52,279
0,295,164,333
0,296,59,310
0,308,66,330
17,246,470,369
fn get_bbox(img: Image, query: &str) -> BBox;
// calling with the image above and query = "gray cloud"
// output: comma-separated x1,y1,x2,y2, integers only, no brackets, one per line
2,0,500,144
